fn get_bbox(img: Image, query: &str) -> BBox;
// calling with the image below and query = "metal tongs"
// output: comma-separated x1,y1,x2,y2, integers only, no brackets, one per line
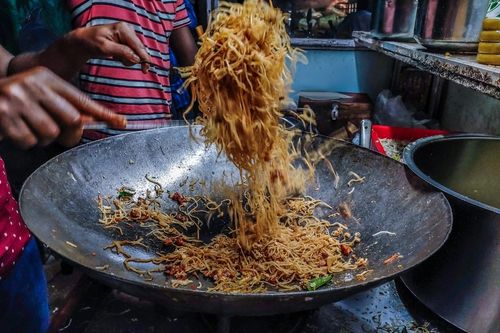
83,107,311,131
83,122,167,131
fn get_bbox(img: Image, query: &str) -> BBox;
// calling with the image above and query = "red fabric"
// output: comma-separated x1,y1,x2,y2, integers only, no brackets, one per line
68,0,191,140
0,157,31,279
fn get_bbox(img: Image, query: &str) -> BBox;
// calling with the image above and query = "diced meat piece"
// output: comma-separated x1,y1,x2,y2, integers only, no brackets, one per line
170,192,187,205
383,252,403,265
175,213,188,222
340,244,352,256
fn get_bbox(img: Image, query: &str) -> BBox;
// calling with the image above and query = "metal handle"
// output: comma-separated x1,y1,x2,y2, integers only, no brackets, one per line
359,119,372,149
331,104,340,120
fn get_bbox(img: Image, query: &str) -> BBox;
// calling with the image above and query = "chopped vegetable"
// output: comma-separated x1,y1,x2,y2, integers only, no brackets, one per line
338,202,352,219
170,192,187,205
384,252,403,265
355,269,373,281
118,187,136,199
379,139,409,162
340,244,352,256
307,274,332,291
95,265,109,271
65,241,78,248
175,213,188,222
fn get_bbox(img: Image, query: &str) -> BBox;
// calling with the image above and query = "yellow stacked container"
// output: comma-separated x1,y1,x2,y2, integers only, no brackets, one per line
477,18,500,65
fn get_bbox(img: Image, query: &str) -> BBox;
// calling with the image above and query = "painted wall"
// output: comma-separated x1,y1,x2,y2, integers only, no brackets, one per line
290,49,394,102
440,82,500,135
290,49,499,135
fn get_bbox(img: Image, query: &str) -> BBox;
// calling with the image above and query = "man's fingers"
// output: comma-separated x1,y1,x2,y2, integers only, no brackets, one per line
58,124,84,147
37,86,85,147
81,114,95,124
50,79,126,128
38,84,82,127
21,99,61,146
0,113,38,149
114,22,151,64
140,62,150,74
101,41,141,65
115,57,136,67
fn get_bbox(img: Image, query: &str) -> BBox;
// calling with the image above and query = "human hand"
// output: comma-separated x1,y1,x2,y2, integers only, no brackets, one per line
0,67,126,149
295,0,348,9
68,22,152,73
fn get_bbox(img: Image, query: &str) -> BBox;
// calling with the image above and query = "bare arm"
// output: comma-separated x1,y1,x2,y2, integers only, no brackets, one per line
0,23,152,147
8,22,151,80
294,0,346,9
170,26,197,67
0,66,126,148
0,46,14,78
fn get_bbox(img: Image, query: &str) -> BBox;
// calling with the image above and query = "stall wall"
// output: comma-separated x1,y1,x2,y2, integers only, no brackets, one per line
440,82,500,135
291,49,394,102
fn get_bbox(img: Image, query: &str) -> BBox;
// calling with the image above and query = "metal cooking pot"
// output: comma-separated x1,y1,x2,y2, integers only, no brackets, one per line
371,0,419,40
402,135,500,333
415,0,490,51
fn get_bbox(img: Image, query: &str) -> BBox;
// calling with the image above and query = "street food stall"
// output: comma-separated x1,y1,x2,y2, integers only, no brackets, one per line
0,1,498,333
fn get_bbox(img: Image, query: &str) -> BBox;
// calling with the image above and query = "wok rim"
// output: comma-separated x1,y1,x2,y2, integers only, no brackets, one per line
19,126,454,301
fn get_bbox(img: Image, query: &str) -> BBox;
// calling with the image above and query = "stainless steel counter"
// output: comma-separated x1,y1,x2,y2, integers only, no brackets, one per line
353,31,500,100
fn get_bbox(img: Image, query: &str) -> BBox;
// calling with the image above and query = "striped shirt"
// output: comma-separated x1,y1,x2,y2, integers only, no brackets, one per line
68,0,191,140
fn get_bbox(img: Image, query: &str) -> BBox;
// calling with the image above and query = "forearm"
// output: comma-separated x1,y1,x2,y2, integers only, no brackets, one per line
171,27,197,67
8,23,151,80
8,33,88,81
0,46,14,78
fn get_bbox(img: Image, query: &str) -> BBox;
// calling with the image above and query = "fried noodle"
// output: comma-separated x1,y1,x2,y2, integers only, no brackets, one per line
98,0,368,293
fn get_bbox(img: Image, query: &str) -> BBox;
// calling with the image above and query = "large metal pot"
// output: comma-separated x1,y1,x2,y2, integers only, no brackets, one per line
371,0,419,40
402,135,500,333
415,0,490,51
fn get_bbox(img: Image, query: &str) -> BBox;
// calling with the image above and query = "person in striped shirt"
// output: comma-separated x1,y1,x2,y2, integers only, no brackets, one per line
68,0,198,141
0,22,147,333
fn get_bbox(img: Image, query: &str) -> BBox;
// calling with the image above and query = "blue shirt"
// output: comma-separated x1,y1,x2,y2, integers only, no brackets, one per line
170,0,197,115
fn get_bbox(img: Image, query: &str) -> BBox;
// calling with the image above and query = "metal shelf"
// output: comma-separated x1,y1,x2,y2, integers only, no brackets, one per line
353,31,500,99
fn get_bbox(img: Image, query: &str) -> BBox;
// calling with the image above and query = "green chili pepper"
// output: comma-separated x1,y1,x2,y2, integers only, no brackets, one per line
307,274,332,291
118,187,136,199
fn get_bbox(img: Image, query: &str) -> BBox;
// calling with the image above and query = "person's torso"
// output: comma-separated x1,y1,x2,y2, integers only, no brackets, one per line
0,157,31,278
68,0,190,140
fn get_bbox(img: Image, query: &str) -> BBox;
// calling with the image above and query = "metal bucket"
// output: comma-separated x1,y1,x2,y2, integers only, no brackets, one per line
415,0,490,51
371,0,419,40
402,135,500,333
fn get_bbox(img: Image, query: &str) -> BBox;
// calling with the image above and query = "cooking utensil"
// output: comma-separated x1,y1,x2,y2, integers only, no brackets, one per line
402,134,500,333
371,0,419,41
83,122,169,131
359,119,372,149
83,109,310,131
19,125,452,316
415,0,490,51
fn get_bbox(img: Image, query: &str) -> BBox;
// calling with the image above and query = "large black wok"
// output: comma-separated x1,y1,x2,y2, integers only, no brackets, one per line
19,126,452,316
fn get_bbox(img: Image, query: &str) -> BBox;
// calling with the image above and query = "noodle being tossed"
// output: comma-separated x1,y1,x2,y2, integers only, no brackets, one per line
183,0,310,249
98,0,368,293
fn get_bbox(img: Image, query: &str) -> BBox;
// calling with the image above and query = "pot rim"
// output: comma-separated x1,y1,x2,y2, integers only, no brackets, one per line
404,134,500,214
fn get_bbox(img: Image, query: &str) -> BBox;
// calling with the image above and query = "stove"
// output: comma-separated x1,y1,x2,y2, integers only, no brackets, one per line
47,266,462,333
